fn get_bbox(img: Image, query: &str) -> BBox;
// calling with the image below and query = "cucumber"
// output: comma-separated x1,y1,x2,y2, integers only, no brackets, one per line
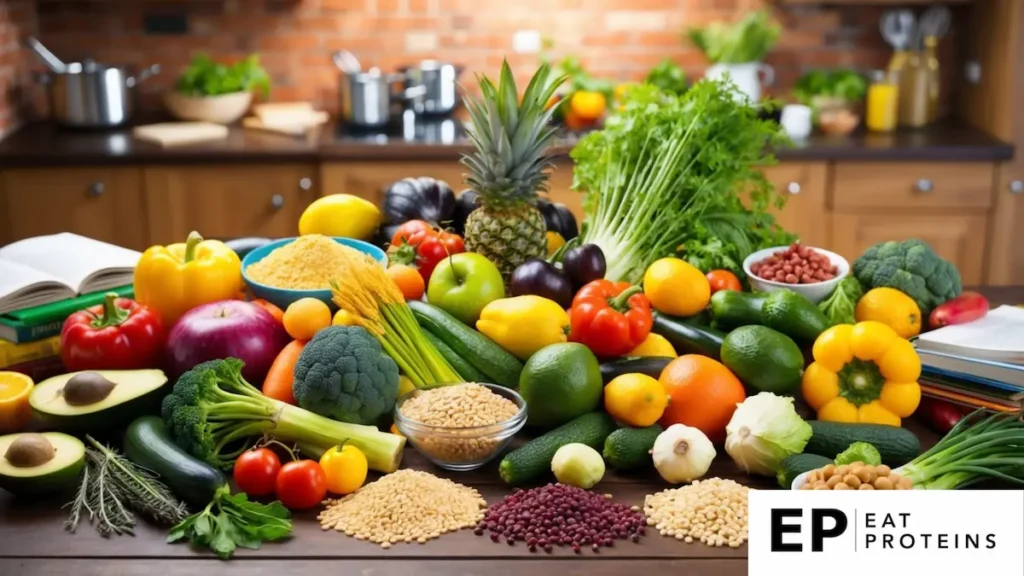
603,425,663,471
421,329,488,383
651,312,726,360
408,300,523,389
499,412,616,485
805,421,921,467
599,357,672,384
761,290,830,342
710,290,768,330
123,416,227,507
776,453,832,489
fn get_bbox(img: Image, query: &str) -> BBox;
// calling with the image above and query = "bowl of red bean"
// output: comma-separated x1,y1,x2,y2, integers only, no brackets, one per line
743,243,849,304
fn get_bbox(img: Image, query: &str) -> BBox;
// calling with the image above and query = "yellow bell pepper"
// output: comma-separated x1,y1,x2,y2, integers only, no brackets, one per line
134,231,243,325
476,295,570,360
802,321,922,426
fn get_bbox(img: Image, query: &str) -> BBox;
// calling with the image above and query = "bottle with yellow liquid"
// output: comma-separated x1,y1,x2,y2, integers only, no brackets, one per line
924,35,941,121
898,51,930,128
866,70,899,132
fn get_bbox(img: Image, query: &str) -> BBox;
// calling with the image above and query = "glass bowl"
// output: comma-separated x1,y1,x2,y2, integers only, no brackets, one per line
394,383,527,471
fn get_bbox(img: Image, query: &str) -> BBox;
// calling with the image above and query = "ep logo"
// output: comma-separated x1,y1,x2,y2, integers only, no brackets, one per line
770,508,848,552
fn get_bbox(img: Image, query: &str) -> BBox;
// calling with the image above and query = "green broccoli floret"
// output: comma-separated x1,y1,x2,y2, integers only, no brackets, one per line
852,239,962,315
161,357,405,473
818,276,863,326
292,326,399,426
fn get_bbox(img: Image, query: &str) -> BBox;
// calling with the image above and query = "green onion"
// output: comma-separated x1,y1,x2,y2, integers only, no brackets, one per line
895,410,1024,490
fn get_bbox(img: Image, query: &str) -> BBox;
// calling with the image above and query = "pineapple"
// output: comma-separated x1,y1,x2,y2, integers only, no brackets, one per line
461,60,566,285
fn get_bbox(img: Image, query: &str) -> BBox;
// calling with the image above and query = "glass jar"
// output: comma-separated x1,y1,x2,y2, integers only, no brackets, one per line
866,70,899,132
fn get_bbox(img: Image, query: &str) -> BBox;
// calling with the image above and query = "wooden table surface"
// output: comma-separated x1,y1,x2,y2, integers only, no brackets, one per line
1,287,1019,576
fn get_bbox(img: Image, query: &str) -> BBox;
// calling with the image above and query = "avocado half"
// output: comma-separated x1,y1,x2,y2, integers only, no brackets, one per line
0,432,85,495
29,369,168,432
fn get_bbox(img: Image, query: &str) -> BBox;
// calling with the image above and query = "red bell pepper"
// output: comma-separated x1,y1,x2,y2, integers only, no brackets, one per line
61,293,166,372
928,291,990,330
569,279,653,358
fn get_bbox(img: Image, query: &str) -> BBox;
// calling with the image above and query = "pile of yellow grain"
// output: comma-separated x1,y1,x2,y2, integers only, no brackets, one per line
246,235,368,290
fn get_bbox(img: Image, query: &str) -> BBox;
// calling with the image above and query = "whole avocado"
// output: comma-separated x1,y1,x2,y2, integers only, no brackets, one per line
852,239,961,316
292,326,400,425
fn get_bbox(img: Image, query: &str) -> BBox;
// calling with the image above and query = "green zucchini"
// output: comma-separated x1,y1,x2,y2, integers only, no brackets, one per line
123,416,227,507
776,453,832,489
499,412,616,485
599,357,672,384
603,425,663,471
651,312,726,360
805,421,921,467
709,290,768,330
421,329,489,383
408,300,523,389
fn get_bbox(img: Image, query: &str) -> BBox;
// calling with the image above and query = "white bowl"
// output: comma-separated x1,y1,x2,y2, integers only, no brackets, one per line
791,470,812,490
743,245,850,304
164,90,254,125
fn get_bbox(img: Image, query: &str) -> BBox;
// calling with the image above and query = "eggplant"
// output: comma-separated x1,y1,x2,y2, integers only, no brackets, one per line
537,198,579,240
510,258,574,309
562,244,607,291
600,357,673,385
453,189,480,235
383,177,456,227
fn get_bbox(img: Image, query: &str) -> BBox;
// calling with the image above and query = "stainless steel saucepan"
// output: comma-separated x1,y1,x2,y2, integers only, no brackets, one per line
333,52,425,127
400,60,463,116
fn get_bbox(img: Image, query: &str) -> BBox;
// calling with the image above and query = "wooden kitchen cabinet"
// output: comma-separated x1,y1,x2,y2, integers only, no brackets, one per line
0,168,148,249
762,163,828,248
321,162,466,205
143,164,318,245
830,212,989,286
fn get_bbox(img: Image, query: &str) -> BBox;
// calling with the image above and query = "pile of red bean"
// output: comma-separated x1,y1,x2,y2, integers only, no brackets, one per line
751,242,839,285
475,483,646,553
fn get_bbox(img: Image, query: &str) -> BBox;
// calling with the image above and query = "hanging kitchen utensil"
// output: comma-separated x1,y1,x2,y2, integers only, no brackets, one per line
331,50,362,75
917,5,951,45
24,37,66,73
880,9,917,73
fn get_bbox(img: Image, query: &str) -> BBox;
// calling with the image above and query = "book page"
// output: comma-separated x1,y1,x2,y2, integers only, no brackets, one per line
0,259,74,314
916,306,1024,354
0,233,140,293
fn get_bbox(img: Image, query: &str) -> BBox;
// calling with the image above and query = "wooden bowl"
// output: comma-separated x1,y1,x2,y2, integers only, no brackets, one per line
164,91,253,125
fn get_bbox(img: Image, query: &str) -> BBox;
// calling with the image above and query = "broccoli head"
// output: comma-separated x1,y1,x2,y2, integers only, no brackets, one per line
292,326,400,426
852,239,962,315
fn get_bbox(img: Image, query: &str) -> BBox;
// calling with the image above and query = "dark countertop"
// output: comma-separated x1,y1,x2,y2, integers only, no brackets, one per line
0,117,1012,168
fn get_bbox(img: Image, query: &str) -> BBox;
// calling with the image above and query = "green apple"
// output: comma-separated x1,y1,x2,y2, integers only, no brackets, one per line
427,252,506,325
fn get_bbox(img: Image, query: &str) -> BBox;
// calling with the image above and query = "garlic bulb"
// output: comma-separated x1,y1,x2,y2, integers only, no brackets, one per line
651,424,716,484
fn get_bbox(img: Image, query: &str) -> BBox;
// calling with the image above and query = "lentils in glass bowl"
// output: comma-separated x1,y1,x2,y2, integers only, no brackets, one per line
394,383,527,471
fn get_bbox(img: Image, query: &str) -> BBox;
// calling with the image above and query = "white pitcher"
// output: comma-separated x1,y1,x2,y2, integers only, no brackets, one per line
704,62,775,104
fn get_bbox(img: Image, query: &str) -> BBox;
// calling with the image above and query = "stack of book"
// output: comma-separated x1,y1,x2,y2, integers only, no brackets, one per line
914,305,1024,413
0,233,140,380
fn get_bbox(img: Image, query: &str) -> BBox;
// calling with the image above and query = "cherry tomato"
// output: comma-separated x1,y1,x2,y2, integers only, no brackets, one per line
706,269,742,294
390,220,435,248
275,459,327,510
416,231,466,283
232,447,282,496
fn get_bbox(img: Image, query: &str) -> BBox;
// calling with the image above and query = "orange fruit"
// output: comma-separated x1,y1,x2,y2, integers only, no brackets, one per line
283,297,332,341
570,91,607,121
658,355,746,443
0,372,34,434
387,264,425,301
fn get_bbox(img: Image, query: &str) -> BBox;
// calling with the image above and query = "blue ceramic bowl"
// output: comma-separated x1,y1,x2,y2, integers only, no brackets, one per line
241,236,387,310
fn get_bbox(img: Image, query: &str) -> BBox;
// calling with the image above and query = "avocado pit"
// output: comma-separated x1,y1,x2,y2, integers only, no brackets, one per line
62,372,118,406
4,433,56,468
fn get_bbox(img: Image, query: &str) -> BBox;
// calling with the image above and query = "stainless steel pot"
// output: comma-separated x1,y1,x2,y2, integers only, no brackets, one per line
338,66,425,128
401,60,463,116
40,60,160,128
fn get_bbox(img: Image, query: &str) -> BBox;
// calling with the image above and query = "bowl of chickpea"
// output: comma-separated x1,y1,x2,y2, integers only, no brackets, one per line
791,462,915,490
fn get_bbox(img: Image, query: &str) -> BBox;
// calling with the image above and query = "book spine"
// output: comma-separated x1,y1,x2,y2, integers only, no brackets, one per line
0,335,62,369
2,356,65,382
2,319,65,344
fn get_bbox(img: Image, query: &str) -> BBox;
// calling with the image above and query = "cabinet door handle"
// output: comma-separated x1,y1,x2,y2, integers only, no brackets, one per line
271,194,285,209
88,182,106,196
299,177,313,191
786,181,801,195
1010,180,1024,194
915,179,934,193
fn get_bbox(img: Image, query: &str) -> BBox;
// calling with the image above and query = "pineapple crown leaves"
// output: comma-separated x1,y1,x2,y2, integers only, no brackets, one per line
460,60,567,208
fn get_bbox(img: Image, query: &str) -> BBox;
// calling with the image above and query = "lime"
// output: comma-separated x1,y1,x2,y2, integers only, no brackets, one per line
519,343,602,429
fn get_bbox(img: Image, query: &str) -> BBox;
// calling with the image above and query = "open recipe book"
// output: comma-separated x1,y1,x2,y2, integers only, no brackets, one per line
0,233,140,315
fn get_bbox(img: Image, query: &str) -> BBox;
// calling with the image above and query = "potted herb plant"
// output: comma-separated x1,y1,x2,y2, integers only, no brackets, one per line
792,69,868,136
164,53,271,125
687,10,781,104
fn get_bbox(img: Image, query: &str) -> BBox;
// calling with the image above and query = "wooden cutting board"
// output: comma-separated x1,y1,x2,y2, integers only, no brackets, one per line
242,111,329,136
132,122,230,147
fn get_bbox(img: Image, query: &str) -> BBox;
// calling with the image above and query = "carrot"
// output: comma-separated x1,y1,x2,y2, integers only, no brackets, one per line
252,298,285,325
262,340,306,404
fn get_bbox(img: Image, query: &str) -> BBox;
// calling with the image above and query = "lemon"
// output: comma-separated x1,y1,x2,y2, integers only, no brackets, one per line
298,194,381,240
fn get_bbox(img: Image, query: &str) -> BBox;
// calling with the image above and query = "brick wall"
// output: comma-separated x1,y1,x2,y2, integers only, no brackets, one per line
25,0,962,116
0,0,37,136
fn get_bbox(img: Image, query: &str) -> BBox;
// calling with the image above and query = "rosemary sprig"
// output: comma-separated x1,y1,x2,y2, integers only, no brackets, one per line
64,435,187,537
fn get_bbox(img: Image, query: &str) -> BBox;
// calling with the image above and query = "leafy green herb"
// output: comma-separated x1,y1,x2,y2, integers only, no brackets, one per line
644,59,688,95
167,485,292,560
793,69,868,105
817,276,863,326
176,53,271,97
65,436,187,537
686,11,781,64
571,79,794,283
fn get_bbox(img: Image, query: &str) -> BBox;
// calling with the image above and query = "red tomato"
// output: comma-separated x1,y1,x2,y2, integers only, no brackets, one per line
706,270,742,294
416,231,466,284
275,460,327,510
233,447,282,496
390,220,435,248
